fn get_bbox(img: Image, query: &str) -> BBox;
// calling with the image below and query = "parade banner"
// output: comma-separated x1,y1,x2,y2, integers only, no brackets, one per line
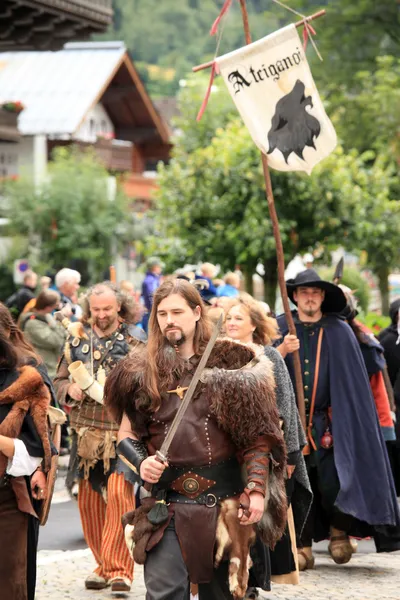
215,24,337,174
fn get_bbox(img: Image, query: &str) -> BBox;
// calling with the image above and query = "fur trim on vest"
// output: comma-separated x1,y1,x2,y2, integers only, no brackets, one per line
0,366,52,475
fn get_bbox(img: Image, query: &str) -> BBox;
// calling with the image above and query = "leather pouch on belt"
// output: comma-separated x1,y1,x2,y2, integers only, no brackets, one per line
170,471,216,499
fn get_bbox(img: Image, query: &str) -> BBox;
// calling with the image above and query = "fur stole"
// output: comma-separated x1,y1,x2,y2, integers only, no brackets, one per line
0,366,52,476
201,340,287,548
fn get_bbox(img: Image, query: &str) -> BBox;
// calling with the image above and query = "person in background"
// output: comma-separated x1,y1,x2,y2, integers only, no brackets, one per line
120,281,145,327
54,268,81,320
339,286,396,444
303,253,314,270
276,269,400,570
195,262,218,302
217,272,241,298
0,317,52,600
6,270,38,321
379,298,400,495
39,276,52,292
142,257,163,333
20,290,67,379
224,295,312,592
54,282,143,593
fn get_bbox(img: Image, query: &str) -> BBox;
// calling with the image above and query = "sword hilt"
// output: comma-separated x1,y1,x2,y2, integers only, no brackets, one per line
143,451,168,493
156,450,168,464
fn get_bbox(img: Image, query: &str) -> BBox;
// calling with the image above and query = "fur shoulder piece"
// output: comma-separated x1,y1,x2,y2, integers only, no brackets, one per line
205,338,257,370
104,345,145,426
202,342,281,449
67,322,89,340
202,342,287,547
0,366,52,474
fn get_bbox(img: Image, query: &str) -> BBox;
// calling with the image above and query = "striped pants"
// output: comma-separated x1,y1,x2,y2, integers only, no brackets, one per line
78,472,135,582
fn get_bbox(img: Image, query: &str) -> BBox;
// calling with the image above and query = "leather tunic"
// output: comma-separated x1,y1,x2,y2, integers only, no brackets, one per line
146,359,236,468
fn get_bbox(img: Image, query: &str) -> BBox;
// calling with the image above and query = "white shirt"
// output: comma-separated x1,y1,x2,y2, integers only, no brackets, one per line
6,438,42,477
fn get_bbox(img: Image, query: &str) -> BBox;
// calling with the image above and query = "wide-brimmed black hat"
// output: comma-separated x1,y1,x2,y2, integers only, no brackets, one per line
286,268,347,313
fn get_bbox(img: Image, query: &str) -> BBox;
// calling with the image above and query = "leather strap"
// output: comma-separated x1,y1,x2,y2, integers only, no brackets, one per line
307,328,324,451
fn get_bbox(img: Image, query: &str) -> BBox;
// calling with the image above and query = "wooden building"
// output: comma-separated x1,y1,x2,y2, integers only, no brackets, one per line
0,41,171,202
0,0,113,51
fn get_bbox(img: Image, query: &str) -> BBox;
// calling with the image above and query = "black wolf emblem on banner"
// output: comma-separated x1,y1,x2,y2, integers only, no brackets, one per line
267,80,321,163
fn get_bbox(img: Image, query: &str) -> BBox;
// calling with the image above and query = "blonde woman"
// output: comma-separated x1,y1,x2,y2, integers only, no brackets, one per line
225,296,312,592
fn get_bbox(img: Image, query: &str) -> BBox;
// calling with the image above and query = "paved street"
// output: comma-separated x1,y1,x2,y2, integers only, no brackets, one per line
36,468,400,600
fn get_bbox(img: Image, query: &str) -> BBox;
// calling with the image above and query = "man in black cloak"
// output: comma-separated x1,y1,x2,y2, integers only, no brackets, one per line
275,269,400,570
378,298,400,494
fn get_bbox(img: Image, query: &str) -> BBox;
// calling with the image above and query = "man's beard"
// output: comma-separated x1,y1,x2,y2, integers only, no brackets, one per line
158,335,186,376
163,326,186,347
303,303,320,317
94,316,115,331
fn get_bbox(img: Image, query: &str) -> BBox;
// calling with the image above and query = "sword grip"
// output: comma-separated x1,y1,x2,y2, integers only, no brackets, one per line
143,452,168,492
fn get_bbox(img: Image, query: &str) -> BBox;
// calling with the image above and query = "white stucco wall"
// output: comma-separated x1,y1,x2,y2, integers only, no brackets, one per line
1,135,48,187
73,102,114,143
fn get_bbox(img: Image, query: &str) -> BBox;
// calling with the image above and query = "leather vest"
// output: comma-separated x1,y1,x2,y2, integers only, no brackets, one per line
146,361,236,468
67,322,139,429
68,322,134,376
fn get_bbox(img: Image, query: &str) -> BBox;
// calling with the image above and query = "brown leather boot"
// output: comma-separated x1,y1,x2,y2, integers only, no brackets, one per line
297,546,315,571
328,527,354,565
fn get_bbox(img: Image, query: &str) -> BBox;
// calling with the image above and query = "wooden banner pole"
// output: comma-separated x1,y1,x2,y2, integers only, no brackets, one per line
239,0,307,433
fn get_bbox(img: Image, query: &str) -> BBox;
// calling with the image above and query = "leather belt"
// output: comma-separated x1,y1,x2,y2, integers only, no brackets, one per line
166,489,241,508
155,456,244,504
157,456,243,489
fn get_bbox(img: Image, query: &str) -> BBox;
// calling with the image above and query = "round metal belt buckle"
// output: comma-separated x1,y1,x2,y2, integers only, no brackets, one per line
182,478,200,494
205,493,217,508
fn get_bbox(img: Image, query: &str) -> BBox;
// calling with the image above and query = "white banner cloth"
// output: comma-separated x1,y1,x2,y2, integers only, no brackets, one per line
215,24,337,174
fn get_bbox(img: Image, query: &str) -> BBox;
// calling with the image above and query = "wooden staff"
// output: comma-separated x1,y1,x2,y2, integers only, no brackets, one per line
192,9,326,73
239,0,307,432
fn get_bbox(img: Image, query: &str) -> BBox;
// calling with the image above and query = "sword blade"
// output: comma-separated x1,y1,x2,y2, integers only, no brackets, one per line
158,314,223,459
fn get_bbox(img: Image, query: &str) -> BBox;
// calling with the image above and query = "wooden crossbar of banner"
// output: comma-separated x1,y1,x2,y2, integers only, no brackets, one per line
192,9,326,73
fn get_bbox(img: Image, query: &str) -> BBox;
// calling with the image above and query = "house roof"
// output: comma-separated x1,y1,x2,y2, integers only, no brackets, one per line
153,97,180,133
0,41,170,144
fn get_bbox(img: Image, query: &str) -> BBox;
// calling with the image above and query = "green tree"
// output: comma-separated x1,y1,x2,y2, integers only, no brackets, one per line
153,118,366,307
5,147,130,283
152,73,399,311
331,56,400,153
352,152,400,315
97,1,399,97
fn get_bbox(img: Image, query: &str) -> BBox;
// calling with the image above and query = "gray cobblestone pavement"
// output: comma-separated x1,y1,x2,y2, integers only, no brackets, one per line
36,547,400,600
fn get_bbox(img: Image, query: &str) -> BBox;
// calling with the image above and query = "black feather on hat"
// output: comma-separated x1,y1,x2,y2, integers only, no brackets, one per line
286,269,347,314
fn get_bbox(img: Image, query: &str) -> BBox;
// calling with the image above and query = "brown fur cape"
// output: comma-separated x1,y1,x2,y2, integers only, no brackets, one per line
0,366,52,476
105,339,287,546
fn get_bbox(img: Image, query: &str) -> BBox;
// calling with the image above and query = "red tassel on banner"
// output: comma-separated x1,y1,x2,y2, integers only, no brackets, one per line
210,0,233,36
302,22,317,50
196,62,218,121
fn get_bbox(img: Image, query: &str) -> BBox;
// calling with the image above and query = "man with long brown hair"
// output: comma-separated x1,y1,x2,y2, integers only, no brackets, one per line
105,279,287,600
54,282,144,593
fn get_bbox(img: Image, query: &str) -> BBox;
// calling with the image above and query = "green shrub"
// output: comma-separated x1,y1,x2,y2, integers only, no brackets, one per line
358,312,391,334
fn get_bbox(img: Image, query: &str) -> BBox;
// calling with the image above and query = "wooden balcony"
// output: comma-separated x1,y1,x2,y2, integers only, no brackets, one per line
47,138,133,173
0,0,113,50
94,139,132,173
